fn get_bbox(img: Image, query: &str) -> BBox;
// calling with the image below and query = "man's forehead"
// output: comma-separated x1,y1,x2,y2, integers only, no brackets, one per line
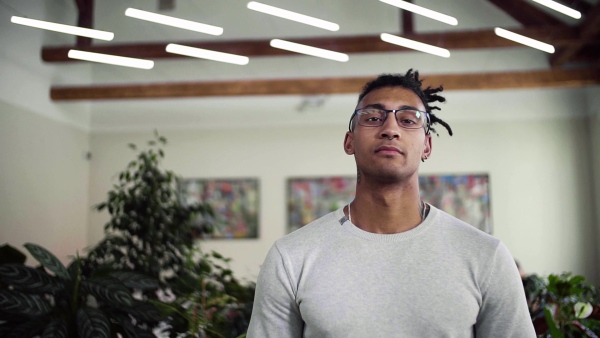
358,86,425,110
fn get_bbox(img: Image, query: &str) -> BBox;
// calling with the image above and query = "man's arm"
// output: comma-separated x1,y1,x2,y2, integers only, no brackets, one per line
475,242,536,337
247,244,304,338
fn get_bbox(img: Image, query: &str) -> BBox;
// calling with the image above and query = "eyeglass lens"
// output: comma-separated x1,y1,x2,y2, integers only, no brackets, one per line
357,109,425,129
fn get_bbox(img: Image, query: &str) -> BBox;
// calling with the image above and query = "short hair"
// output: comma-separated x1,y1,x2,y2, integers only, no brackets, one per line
351,69,453,136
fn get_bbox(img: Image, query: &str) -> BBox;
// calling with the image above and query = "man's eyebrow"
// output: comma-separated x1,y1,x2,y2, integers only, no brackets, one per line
360,103,421,110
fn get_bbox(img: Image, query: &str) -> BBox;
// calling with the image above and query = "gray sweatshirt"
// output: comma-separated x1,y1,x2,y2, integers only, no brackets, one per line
248,205,536,337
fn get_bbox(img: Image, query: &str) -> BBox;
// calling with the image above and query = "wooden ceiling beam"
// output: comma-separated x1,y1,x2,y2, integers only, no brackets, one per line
50,68,600,101
401,1,414,35
42,27,579,63
488,0,567,27
550,3,600,67
74,0,94,47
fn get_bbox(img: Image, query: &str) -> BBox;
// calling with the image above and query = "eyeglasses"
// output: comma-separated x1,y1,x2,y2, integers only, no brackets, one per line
349,108,430,132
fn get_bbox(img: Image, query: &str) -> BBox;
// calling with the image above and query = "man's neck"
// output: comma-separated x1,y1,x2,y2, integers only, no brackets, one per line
348,178,423,234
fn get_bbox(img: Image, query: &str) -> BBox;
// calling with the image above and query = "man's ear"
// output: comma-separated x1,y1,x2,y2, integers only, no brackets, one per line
343,132,354,155
423,133,432,159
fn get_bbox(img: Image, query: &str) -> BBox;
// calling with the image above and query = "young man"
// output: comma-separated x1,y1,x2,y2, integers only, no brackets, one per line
247,70,535,337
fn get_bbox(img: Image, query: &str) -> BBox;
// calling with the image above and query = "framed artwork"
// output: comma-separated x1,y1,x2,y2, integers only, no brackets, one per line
179,178,259,239
419,174,492,234
287,176,356,233
287,174,492,234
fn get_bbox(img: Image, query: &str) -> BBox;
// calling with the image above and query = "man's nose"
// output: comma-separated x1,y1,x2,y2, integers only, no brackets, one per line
379,112,401,139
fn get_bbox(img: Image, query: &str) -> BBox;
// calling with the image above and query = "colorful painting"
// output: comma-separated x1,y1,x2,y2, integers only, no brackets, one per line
179,178,259,239
287,177,356,233
419,174,492,234
287,174,492,234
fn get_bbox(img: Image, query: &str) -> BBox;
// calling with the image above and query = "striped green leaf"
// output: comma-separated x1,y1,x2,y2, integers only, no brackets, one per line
41,319,69,338
120,300,164,323
0,289,51,316
0,264,63,293
109,271,159,290
24,243,70,280
82,277,133,307
0,244,26,264
76,308,110,338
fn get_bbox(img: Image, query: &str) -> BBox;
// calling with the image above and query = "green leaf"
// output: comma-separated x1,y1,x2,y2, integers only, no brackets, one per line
76,308,110,338
24,243,70,280
41,319,69,338
120,300,164,323
544,307,564,338
0,244,27,264
128,143,137,150
0,264,63,293
81,277,133,307
108,271,159,290
569,275,585,285
0,289,51,316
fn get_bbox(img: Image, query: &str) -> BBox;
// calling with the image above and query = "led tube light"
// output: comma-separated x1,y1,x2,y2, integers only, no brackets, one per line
247,2,339,31
68,50,154,69
269,39,349,62
125,8,223,35
379,0,458,26
530,0,581,19
494,28,555,54
11,16,114,40
166,44,249,65
380,33,450,58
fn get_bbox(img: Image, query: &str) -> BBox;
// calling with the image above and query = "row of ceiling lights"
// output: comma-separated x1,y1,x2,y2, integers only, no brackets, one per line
11,0,581,69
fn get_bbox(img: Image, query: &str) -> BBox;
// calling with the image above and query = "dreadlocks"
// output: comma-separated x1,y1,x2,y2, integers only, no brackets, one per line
353,69,453,136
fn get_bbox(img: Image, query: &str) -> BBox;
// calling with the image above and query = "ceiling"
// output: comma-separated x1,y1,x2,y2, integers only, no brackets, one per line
1,0,599,131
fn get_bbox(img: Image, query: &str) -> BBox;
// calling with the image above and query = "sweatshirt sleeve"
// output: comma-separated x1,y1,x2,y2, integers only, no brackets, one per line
475,241,536,337
247,243,304,338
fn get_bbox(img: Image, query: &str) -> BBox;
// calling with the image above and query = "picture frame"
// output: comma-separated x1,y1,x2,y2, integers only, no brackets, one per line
419,173,492,234
287,176,356,233
179,178,259,239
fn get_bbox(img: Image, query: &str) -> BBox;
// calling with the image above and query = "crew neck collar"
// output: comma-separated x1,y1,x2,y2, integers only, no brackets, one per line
336,204,438,242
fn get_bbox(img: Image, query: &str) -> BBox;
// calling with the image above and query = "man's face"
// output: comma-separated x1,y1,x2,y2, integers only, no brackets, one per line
344,86,432,183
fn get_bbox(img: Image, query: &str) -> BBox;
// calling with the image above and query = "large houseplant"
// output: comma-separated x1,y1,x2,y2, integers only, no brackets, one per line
524,272,600,337
83,133,255,337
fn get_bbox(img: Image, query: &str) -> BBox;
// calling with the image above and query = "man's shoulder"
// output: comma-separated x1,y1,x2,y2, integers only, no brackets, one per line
275,209,343,253
431,206,500,251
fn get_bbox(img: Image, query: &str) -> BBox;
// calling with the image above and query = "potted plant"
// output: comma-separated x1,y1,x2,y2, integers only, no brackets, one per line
83,133,255,337
524,272,600,337
0,243,162,337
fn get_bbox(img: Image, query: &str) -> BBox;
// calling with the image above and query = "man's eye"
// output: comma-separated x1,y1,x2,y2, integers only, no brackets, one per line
400,119,417,125
365,116,382,122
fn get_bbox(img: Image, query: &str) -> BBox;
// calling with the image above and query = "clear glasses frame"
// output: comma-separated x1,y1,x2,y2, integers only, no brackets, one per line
348,108,430,133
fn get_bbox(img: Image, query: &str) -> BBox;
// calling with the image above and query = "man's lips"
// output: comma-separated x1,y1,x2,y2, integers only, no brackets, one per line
375,146,403,155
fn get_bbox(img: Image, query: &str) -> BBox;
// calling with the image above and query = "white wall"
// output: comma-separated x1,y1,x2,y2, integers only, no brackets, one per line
0,101,90,263
87,86,599,284
586,86,600,284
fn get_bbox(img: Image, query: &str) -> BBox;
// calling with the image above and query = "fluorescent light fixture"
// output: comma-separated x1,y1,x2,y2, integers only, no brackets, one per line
68,50,154,69
125,8,223,35
380,33,450,58
11,16,114,40
247,1,339,31
166,44,249,65
379,0,457,26
494,28,555,53
270,39,349,62
530,0,581,19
